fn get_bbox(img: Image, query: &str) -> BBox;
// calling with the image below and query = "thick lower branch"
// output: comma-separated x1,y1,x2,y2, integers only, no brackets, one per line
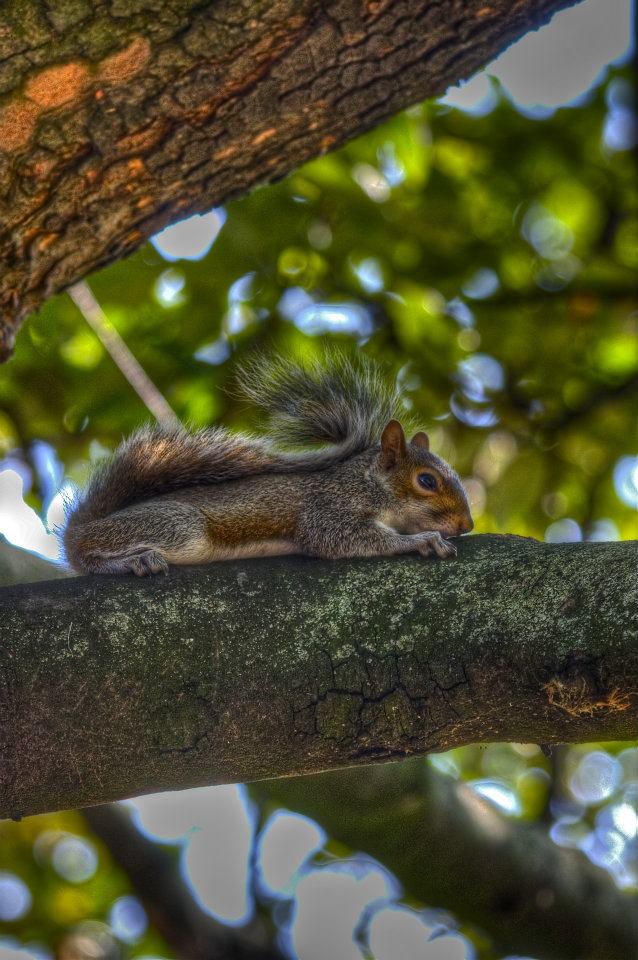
255,762,638,960
0,0,581,358
84,804,284,960
0,535,636,819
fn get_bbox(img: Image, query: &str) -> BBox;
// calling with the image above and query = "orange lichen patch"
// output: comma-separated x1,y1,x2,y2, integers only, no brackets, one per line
36,232,59,253
213,145,238,161
116,122,163,155
365,0,391,19
344,32,366,45
136,195,153,209
31,157,57,178
102,160,133,192
0,100,39,152
127,157,146,176
99,36,151,84
320,134,336,151
544,678,631,717
25,62,90,108
252,127,277,146
477,5,496,16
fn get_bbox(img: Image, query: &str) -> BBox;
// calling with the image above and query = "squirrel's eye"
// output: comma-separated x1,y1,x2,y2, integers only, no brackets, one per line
417,473,437,491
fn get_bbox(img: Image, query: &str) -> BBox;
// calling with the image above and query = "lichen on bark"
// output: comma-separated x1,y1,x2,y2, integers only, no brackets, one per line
0,534,636,819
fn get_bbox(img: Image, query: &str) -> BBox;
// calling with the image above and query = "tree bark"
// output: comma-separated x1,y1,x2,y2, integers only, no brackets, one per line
0,0,581,359
256,762,638,960
0,534,636,819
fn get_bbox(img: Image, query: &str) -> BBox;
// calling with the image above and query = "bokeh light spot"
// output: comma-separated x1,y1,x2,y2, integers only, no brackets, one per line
570,750,622,805
0,873,32,922
52,836,98,884
108,896,147,943
257,811,325,897
151,209,225,262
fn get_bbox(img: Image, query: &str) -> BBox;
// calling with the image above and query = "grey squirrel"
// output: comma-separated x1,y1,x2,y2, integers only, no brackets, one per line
64,353,473,575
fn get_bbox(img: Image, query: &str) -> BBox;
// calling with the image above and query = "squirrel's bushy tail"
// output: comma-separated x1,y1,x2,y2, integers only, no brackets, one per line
65,352,399,543
65,426,276,528
237,351,401,457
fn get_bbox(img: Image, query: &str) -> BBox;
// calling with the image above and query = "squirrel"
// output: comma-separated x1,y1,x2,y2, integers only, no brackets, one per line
63,352,473,576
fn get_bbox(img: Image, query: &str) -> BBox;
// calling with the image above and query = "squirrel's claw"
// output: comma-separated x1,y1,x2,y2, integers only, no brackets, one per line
128,550,170,576
417,531,456,559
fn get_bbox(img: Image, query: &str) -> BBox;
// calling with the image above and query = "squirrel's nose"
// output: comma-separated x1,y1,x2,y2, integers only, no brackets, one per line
457,516,473,535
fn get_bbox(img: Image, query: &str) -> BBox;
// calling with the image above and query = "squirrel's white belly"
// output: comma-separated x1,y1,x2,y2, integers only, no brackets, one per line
211,539,300,561
164,538,299,564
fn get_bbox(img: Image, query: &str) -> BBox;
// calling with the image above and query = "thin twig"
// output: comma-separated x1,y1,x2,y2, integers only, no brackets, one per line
69,281,182,431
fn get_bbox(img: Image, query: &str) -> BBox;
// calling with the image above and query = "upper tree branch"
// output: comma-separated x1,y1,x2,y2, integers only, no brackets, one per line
0,0,581,359
0,534,636,820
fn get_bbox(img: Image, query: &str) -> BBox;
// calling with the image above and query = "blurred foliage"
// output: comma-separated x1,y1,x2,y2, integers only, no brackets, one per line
0,62,636,960
1,71,636,539
0,810,166,957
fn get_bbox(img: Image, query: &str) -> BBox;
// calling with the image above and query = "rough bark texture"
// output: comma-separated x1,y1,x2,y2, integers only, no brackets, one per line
0,534,636,819
0,0,581,359
256,763,638,960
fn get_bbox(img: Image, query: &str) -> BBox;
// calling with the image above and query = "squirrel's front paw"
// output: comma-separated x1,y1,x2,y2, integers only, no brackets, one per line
418,532,457,559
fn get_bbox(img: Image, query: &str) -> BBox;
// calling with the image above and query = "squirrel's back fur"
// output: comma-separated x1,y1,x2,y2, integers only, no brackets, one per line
65,353,401,532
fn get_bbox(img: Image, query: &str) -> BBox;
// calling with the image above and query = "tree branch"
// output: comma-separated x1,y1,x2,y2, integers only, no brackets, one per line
1,535,636,820
0,534,68,586
0,0,581,359
255,762,638,960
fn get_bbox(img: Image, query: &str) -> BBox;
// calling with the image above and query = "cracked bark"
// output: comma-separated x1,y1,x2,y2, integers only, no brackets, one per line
1,534,636,821
0,0,582,359
255,762,638,960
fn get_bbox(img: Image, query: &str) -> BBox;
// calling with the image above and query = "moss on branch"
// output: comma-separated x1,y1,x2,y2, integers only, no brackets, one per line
0,534,636,819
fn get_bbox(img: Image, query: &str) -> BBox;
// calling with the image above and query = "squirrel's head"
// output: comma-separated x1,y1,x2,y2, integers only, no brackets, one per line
377,420,473,539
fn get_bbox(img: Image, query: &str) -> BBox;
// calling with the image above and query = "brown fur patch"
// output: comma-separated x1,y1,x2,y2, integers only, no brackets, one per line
206,509,295,547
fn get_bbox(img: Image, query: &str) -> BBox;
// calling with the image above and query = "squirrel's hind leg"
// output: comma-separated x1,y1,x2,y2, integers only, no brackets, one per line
86,549,170,577
71,544,170,577
64,503,206,575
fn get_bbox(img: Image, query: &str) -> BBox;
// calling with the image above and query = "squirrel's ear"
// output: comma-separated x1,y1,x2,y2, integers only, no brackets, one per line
411,431,430,451
380,420,406,469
